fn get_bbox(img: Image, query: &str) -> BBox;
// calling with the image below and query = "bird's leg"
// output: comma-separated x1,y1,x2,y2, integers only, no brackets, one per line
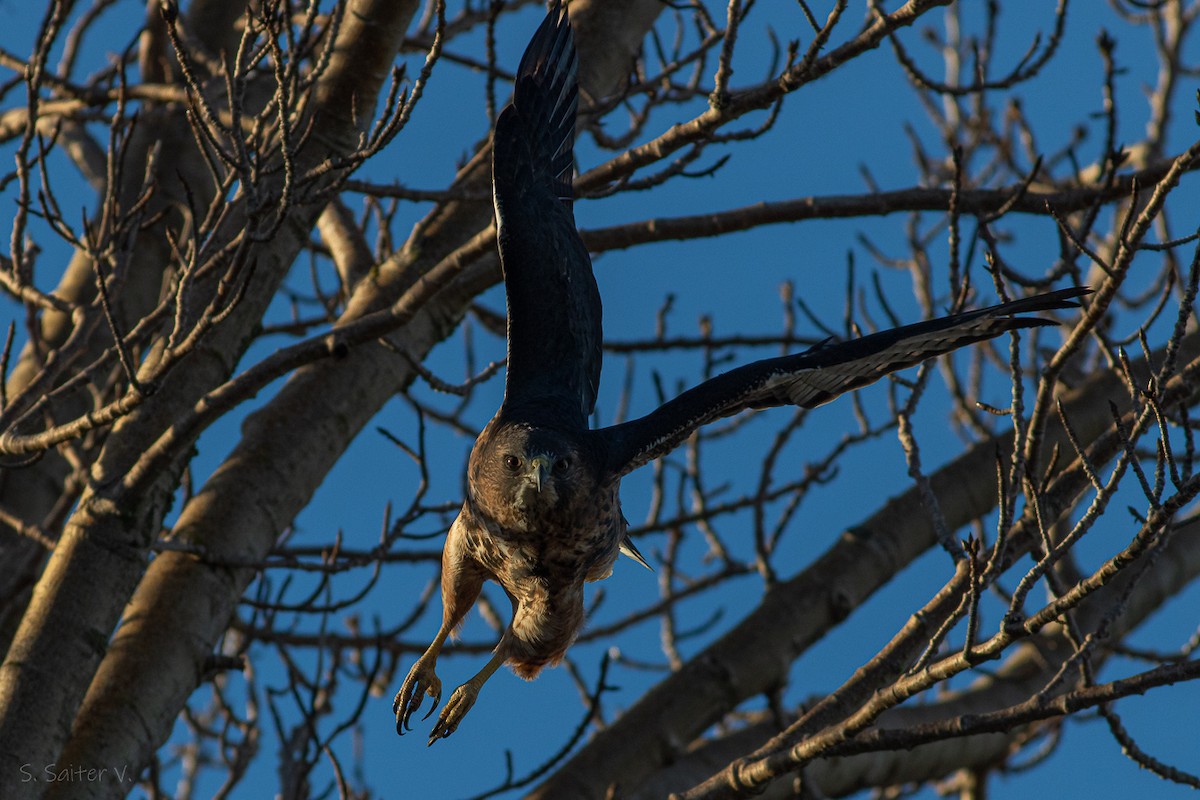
394,539,484,734
427,642,508,746
393,622,452,734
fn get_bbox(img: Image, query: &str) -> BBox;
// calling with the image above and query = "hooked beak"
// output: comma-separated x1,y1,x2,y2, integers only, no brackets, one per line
527,455,552,493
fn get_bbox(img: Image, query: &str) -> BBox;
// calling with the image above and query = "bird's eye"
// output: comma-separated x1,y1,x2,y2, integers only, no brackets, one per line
503,455,521,471
554,457,570,474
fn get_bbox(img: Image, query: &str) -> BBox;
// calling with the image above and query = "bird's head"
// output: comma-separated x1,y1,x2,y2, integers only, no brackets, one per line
468,423,594,529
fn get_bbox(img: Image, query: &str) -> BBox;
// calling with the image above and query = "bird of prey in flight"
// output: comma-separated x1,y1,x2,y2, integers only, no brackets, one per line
393,3,1087,745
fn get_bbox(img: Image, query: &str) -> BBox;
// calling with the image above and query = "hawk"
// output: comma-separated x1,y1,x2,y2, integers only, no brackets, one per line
394,4,1087,744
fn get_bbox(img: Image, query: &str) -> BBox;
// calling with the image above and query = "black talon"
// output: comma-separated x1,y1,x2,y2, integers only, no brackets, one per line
422,693,440,721
395,684,417,733
393,669,442,737
395,697,409,729
403,698,419,730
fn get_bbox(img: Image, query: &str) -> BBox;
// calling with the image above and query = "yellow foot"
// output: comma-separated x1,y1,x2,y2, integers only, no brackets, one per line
427,682,480,746
393,657,442,735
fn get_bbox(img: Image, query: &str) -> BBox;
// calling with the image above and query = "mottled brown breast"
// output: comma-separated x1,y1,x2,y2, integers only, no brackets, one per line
464,479,624,599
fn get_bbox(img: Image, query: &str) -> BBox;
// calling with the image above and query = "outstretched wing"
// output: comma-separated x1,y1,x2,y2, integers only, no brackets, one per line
492,4,599,429
600,287,1089,477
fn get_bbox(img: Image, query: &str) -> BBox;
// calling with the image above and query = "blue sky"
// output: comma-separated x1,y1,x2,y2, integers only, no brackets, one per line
2,1,1198,798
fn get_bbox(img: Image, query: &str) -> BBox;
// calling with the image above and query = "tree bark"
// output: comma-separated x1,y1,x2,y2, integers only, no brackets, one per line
630,518,1200,798
42,2,665,796
528,335,1200,799
0,1,419,796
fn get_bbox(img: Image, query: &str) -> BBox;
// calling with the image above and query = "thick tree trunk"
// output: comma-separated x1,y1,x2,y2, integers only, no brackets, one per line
38,2,666,796
0,1,420,796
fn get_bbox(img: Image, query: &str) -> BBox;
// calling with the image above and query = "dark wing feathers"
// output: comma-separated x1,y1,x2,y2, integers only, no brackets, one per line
493,4,600,427
600,287,1090,477
513,7,577,205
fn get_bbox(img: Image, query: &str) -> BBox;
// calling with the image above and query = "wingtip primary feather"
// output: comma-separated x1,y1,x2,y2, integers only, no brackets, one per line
508,1,578,205
991,285,1091,316
515,2,572,82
